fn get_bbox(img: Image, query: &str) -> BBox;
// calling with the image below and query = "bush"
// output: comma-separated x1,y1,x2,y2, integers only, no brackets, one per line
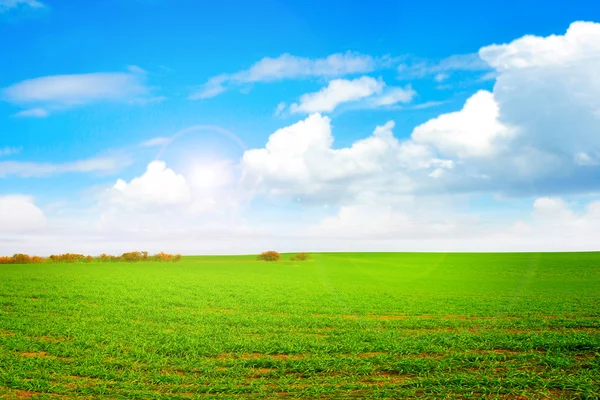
12,254,31,264
295,252,310,261
257,251,281,262
48,253,87,263
121,251,145,262
0,254,46,264
31,256,46,264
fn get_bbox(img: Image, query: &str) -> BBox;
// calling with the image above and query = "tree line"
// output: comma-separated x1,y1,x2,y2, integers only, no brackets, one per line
0,251,182,264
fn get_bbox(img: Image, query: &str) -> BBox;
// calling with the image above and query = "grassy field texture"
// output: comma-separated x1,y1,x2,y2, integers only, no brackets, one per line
0,253,599,399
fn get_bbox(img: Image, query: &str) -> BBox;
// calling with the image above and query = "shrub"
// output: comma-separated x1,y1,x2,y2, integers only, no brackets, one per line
12,254,31,264
152,252,179,262
48,253,86,263
257,251,281,262
121,251,145,262
295,252,310,261
31,256,46,264
99,253,120,262
0,254,46,264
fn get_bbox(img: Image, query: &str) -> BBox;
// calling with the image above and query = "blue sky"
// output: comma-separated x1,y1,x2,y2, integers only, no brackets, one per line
2,0,600,254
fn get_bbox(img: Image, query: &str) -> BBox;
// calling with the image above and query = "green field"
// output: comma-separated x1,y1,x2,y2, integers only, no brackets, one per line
1,253,599,399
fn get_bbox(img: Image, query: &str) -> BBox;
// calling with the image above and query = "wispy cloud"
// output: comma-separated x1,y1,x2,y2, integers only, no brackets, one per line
13,108,48,118
0,146,22,157
0,154,132,178
274,102,286,116
190,52,388,100
398,53,491,81
0,0,44,13
290,76,385,114
369,85,416,107
2,68,158,116
141,137,172,147
288,77,416,114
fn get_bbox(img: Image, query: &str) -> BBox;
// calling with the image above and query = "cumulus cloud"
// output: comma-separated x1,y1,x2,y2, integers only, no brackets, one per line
0,154,131,178
2,69,155,115
244,21,600,206
109,161,191,209
412,90,512,158
479,21,600,157
390,21,600,196
190,52,382,99
241,20,600,205
0,195,46,232
97,160,244,235
241,113,451,204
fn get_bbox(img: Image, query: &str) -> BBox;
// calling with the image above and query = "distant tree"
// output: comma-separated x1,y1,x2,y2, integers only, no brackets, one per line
295,252,310,261
257,251,281,262
12,254,32,264
121,252,144,262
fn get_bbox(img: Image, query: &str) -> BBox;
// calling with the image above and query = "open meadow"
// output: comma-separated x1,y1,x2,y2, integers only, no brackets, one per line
0,252,599,399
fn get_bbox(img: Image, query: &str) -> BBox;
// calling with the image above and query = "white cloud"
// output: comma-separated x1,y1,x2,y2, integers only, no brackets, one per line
274,102,286,116
289,78,416,114
236,52,377,82
0,146,21,157
108,161,191,209
480,22,600,71
245,21,600,206
2,69,155,115
190,52,381,99
369,85,416,107
398,53,491,80
0,195,46,232
479,21,600,158
532,197,575,222
13,108,48,118
241,114,450,204
0,154,131,178
411,90,512,158
97,160,243,234
290,76,384,113
0,0,44,12
189,75,228,100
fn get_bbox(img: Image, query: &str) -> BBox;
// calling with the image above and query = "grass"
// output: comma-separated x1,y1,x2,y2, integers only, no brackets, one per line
0,252,599,399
